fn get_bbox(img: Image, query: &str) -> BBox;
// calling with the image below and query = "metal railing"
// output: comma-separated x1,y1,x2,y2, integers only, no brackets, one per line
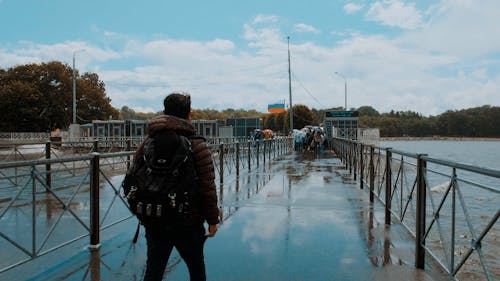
0,137,293,273
332,138,499,281
209,138,291,186
0,132,50,142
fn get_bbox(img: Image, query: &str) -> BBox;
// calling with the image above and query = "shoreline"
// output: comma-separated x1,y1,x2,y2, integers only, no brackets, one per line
380,137,500,141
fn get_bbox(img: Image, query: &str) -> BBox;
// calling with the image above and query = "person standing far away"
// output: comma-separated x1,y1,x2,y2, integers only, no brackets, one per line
138,92,220,281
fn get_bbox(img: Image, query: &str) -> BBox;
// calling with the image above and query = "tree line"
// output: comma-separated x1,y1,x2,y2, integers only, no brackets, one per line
357,105,500,137
2,62,499,137
261,104,500,137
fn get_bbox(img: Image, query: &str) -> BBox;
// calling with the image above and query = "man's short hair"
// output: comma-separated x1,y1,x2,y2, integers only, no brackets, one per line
163,92,191,119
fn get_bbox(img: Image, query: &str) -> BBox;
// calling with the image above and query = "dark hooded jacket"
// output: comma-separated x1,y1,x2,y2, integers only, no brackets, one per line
134,114,219,226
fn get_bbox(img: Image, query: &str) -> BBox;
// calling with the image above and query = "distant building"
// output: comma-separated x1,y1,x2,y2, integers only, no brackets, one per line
324,111,359,140
224,117,263,137
82,120,147,139
192,120,224,138
80,117,263,139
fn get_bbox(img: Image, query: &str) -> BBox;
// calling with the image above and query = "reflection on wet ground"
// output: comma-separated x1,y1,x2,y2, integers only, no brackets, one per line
1,151,445,281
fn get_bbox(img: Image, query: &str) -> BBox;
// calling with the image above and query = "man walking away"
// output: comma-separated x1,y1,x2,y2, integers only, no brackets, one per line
135,93,219,281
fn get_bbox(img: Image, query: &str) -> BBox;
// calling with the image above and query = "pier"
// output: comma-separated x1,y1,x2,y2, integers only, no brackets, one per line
0,138,498,280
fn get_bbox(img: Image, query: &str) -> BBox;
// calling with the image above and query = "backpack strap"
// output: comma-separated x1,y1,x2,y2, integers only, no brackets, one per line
132,221,141,243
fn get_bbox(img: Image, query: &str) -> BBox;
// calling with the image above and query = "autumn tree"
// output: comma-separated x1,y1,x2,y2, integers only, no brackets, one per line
0,61,119,132
263,113,275,129
284,104,315,131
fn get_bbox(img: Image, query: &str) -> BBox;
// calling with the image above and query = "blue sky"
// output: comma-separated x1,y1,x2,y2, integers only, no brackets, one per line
1,0,499,116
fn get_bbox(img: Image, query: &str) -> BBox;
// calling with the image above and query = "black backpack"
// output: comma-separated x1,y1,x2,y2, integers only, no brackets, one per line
122,130,200,227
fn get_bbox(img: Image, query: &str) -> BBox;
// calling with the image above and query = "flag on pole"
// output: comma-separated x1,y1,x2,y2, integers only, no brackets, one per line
267,100,286,113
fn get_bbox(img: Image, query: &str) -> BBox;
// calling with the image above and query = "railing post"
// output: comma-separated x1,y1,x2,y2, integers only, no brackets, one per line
345,142,348,169
349,141,353,174
31,166,37,256
256,141,260,167
90,152,101,249
273,139,276,159
415,154,427,269
353,142,357,181
236,142,240,177
45,141,51,190
126,139,132,170
93,140,99,152
219,143,224,186
263,140,266,165
360,144,364,190
248,141,251,171
385,148,392,225
268,139,271,160
369,146,375,203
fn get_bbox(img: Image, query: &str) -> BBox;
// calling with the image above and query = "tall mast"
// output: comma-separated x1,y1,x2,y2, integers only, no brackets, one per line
288,36,293,132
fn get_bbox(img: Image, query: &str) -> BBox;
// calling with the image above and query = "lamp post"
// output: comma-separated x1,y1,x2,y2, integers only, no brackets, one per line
287,36,293,132
72,49,85,124
334,72,347,111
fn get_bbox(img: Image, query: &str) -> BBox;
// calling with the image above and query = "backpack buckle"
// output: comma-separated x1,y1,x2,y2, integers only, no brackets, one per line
168,193,176,208
126,186,137,200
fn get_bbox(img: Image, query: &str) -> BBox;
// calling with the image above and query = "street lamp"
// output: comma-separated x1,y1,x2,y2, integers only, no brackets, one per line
72,49,85,124
334,72,347,111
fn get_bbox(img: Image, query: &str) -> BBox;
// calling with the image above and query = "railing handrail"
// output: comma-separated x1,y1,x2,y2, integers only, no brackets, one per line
422,155,500,179
0,155,94,169
334,137,500,181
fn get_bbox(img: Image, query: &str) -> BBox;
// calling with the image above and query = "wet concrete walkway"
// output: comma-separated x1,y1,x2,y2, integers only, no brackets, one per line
1,152,444,281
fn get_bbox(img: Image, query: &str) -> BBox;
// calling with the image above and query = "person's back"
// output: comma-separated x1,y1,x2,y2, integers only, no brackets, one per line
136,93,219,281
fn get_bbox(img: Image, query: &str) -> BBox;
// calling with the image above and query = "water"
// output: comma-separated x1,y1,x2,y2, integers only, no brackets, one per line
380,140,500,171
380,140,500,280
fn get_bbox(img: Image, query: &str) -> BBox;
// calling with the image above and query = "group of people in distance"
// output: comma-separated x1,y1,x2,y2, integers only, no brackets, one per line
293,126,327,153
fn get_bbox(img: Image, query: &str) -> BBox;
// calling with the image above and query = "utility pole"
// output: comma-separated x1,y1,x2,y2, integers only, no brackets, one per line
287,37,293,133
335,71,347,111
70,49,85,141
72,53,77,124
72,49,85,124
344,78,347,111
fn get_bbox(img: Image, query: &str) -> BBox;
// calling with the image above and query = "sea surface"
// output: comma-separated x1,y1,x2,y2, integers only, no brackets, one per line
380,140,500,171
380,140,499,280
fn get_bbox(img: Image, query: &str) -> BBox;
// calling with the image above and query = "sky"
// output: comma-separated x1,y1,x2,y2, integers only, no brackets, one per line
1,0,499,116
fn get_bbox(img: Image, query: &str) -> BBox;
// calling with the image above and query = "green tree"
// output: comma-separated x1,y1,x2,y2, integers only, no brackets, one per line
0,61,119,131
357,106,380,117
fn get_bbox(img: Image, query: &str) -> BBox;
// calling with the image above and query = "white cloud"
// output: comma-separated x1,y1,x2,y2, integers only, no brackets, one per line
1,1,499,116
344,3,364,14
366,0,423,30
402,0,500,58
294,23,320,34
252,14,279,24
103,31,118,37
0,41,120,69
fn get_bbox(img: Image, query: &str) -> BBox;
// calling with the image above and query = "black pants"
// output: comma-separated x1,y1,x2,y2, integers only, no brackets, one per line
143,224,207,281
